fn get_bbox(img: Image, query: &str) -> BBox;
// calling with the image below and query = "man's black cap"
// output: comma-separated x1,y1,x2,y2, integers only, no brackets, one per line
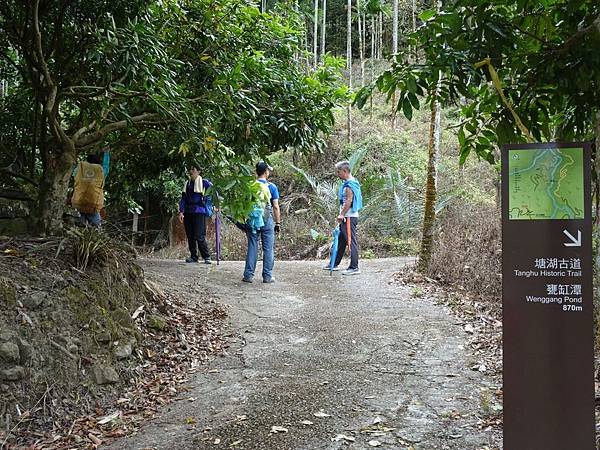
256,161,273,174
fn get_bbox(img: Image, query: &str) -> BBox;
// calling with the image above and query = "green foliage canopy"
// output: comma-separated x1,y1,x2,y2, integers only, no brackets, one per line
355,0,600,164
0,0,347,230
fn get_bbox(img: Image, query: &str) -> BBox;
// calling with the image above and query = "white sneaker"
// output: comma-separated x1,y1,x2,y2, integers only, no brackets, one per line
341,268,361,276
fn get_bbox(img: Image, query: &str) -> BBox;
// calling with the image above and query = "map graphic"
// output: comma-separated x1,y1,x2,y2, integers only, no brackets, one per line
508,147,584,220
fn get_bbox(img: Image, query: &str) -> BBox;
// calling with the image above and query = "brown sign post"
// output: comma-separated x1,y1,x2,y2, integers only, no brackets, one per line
502,142,595,449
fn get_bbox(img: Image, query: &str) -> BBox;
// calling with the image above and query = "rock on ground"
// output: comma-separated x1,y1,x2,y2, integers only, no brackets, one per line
93,364,120,385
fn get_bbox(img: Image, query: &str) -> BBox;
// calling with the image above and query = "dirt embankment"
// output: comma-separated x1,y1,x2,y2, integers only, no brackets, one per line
0,230,226,449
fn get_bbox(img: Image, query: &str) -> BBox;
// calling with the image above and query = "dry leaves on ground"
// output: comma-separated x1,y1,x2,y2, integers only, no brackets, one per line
4,287,226,450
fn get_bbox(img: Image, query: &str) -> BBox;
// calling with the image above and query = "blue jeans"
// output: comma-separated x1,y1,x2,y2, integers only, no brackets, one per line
244,215,275,281
79,211,101,227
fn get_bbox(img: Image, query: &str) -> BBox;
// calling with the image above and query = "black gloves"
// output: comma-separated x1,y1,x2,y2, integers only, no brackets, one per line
274,223,281,233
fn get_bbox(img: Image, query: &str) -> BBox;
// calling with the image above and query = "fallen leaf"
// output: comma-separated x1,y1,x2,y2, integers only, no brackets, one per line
214,438,221,444
464,324,475,334
97,411,121,425
471,363,487,372
131,305,145,319
270,426,288,434
301,420,313,425
88,433,102,445
332,434,355,442
313,411,331,418
368,440,382,447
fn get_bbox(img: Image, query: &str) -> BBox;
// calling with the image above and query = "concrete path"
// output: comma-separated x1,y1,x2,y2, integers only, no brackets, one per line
106,258,501,450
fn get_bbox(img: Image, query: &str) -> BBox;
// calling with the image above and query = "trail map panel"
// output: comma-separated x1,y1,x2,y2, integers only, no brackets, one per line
508,147,584,220
502,142,594,450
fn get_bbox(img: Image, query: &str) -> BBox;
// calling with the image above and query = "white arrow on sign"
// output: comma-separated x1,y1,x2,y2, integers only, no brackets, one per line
563,229,581,247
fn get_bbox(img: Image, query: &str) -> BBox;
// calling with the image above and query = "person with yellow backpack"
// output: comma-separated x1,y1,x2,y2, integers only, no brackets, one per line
71,150,110,227
242,161,281,283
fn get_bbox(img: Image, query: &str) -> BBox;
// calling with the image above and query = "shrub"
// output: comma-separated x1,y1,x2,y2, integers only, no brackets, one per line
428,200,501,301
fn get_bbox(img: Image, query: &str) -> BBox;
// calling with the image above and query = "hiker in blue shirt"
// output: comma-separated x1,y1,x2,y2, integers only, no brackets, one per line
242,161,281,283
323,160,363,275
178,165,213,264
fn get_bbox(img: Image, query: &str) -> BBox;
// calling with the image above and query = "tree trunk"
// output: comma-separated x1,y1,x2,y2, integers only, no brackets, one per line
37,147,76,234
417,0,442,272
31,96,40,178
321,0,327,59
313,0,319,68
374,14,379,60
358,2,365,87
412,0,417,61
370,15,375,119
391,0,399,128
392,0,398,53
346,0,352,143
305,20,311,69
294,0,301,63
417,77,442,273
378,12,383,59
595,113,600,224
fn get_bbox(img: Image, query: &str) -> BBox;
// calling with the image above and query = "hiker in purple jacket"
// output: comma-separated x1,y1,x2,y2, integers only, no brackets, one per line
178,165,212,264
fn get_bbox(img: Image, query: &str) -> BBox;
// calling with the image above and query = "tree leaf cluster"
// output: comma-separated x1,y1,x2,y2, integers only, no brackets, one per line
0,0,347,231
356,0,600,164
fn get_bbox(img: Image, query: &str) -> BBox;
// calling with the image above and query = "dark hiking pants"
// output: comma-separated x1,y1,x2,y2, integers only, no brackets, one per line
334,217,359,270
184,213,210,261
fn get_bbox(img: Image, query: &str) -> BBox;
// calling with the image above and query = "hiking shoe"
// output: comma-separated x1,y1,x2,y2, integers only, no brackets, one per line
322,265,339,271
341,268,361,276
242,277,254,283
263,278,275,284
185,257,199,263
203,258,212,265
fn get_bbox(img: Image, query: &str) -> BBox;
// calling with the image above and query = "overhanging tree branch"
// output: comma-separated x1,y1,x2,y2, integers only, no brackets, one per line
74,112,162,148
557,14,600,55
32,0,70,146
0,168,39,187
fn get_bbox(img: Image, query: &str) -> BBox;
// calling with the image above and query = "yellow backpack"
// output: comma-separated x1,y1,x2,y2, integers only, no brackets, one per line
72,161,105,213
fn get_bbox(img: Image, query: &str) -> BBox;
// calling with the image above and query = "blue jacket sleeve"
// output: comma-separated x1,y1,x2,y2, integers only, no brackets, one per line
179,195,186,214
102,152,110,177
